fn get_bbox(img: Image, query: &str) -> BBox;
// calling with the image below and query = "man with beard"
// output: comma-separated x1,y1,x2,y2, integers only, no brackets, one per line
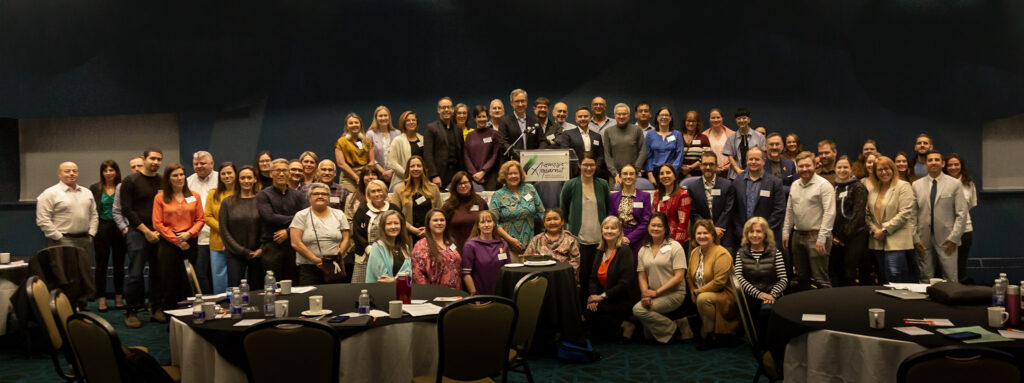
553,102,576,131
764,133,796,192
783,151,837,289
815,139,838,185
424,97,464,188
912,150,968,283
727,147,785,251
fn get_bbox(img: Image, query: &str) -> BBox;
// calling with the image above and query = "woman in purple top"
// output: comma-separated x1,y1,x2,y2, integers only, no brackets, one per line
464,105,501,191
461,210,511,295
441,171,489,253
609,164,651,257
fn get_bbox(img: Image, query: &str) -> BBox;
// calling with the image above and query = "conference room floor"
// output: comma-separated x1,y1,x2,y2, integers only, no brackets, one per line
0,300,758,382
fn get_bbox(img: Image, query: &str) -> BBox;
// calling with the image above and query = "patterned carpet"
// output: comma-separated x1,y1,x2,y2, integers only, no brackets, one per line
0,302,759,383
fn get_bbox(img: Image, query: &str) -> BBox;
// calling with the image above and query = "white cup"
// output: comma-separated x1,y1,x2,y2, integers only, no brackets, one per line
275,301,289,318
202,302,217,319
0,252,9,264
309,295,323,313
389,300,403,319
868,308,885,329
277,280,292,295
988,306,1009,328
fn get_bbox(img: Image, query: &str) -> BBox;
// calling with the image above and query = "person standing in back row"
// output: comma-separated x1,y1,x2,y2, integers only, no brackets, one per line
782,151,837,289
257,159,309,286
912,150,968,283
119,149,166,328
36,161,98,310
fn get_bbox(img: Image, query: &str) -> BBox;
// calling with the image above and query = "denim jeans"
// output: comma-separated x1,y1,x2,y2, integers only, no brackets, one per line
210,250,229,295
124,229,161,311
874,249,913,283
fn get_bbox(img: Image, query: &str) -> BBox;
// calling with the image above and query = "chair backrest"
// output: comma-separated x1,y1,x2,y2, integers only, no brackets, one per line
32,245,93,305
437,295,518,382
65,312,128,383
50,289,81,374
897,345,1022,383
730,275,758,349
511,272,548,350
26,275,62,350
242,319,340,383
184,259,202,296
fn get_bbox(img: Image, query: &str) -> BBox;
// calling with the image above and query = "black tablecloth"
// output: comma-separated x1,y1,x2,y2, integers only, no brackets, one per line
180,283,465,367
494,262,586,346
767,286,1024,367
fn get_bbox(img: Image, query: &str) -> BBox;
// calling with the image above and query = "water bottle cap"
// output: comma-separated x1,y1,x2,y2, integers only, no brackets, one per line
241,279,247,283
195,294,203,298
361,289,368,293
267,271,274,276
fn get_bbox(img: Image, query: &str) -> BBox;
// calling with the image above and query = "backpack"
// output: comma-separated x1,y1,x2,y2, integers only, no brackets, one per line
555,339,601,363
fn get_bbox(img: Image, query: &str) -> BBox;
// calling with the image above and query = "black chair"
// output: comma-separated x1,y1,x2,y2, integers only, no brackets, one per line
64,311,180,382
413,295,519,383
508,272,548,383
730,275,778,383
897,345,1022,383
26,276,79,382
241,319,340,383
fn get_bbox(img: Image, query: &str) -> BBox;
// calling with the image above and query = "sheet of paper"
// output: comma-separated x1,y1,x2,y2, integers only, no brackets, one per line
801,314,826,322
922,318,955,327
233,319,265,327
287,286,317,294
938,326,1013,344
163,308,194,317
403,303,443,317
187,293,227,302
895,326,933,336
0,260,27,270
883,283,930,294
368,309,389,318
410,299,427,304
432,296,463,302
998,330,1024,339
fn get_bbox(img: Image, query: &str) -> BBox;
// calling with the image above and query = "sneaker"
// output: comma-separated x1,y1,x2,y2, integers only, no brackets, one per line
125,313,142,328
150,309,168,323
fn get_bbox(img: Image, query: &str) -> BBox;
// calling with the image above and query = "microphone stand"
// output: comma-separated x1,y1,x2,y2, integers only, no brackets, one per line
503,124,537,159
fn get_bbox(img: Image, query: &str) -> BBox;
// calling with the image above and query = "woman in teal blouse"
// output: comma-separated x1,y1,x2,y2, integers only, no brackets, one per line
489,160,544,259
89,160,125,311
365,210,413,283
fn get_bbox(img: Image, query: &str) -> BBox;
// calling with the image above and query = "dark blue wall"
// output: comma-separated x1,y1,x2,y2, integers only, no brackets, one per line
1,0,1022,281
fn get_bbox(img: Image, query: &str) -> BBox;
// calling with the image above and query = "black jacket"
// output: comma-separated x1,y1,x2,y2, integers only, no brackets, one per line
588,243,640,313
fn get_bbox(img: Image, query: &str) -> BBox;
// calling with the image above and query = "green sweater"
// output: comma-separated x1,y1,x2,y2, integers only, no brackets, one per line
559,177,610,236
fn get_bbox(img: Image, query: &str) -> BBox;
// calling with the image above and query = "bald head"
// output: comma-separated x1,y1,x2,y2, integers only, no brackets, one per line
58,162,79,187
317,159,337,183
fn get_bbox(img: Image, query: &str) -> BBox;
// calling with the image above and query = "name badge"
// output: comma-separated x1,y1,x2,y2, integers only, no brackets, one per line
523,193,533,201
185,196,196,203
546,134,556,142
633,202,643,208
498,251,508,261
355,141,364,150
449,243,457,251
416,141,424,148
470,205,480,211
711,189,721,196
759,190,771,198
483,137,493,144
838,191,848,199
666,135,676,142
329,196,340,204
415,196,427,205
660,245,672,253
662,195,670,202
692,139,701,145
593,139,600,146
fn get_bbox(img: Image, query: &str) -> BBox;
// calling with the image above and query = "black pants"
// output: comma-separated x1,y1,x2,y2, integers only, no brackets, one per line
260,241,298,288
583,300,633,341
298,264,325,286
226,251,264,289
957,231,973,283
93,219,126,298
578,243,598,303
157,238,198,309
830,230,868,287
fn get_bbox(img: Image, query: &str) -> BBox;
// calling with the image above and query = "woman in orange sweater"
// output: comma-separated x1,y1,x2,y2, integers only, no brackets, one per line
153,163,206,309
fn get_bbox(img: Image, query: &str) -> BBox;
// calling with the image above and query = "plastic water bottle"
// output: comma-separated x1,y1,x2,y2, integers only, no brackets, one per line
264,285,276,317
264,271,276,293
993,279,1006,306
358,289,371,314
999,273,1009,291
239,279,250,307
192,294,205,324
231,287,242,318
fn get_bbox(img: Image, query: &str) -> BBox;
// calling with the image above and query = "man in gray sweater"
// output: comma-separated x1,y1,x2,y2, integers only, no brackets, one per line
603,103,651,189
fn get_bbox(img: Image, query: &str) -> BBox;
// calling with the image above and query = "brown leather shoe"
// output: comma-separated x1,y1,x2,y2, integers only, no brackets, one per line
150,309,168,323
125,312,142,328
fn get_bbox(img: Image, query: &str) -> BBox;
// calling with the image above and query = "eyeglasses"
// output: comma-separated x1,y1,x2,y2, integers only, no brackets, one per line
271,169,288,174
311,192,330,197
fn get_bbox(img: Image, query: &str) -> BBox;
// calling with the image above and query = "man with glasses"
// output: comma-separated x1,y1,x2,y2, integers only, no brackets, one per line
682,151,734,241
424,97,463,189
256,159,309,287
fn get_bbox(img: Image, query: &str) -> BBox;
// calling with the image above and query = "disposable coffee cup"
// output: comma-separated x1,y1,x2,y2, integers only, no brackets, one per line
202,302,217,319
868,308,885,329
389,300,403,319
0,252,10,264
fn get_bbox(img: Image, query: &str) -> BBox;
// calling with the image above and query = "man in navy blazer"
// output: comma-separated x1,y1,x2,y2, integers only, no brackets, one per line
498,89,539,162
765,133,796,193
681,151,734,241
726,147,786,250
557,106,606,179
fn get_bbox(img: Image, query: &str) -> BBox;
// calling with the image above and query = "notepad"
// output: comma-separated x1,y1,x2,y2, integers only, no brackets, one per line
288,286,317,294
998,329,1024,340
895,326,933,336
163,308,194,317
403,303,443,317
233,319,265,327
801,314,826,322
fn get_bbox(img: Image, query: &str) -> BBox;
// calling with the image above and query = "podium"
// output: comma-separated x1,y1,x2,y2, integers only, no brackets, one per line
516,149,576,182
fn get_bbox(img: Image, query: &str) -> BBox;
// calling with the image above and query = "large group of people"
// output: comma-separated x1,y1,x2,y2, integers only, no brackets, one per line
35,90,976,349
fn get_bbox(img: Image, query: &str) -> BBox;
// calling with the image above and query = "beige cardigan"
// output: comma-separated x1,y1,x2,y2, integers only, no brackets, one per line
865,179,916,251
388,133,424,189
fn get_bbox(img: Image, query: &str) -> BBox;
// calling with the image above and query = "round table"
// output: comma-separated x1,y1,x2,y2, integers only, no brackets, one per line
494,262,586,346
170,283,464,383
768,286,1024,382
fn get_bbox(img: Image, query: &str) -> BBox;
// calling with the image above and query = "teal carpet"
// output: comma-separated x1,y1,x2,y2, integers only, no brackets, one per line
0,302,759,383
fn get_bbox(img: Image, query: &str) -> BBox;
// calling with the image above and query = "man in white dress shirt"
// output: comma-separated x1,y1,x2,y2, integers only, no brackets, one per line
782,151,837,289
36,161,99,306
187,151,218,293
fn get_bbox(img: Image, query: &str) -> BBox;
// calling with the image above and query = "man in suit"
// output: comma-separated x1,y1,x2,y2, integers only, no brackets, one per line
498,89,538,162
424,97,464,189
727,147,786,250
912,150,969,282
681,151,734,241
558,106,606,179
764,133,796,192
529,97,563,149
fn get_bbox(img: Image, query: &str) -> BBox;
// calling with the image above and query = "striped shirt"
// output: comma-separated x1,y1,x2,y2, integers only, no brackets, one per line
733,247,788,299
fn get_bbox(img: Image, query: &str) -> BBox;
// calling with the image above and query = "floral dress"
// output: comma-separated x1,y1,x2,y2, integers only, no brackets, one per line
524,230,581,280
410,238,463,289
489,183,544,250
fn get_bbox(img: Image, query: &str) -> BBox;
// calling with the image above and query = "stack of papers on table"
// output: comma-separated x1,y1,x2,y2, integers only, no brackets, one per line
186,293,227,302
403,303,443,317
284,286,317,294
0,261,27,270
163,308,194,317
883,283,930,293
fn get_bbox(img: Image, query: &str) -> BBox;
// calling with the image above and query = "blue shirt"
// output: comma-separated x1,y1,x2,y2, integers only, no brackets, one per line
744,173,764,220
722,129,767,179
644,130,684,172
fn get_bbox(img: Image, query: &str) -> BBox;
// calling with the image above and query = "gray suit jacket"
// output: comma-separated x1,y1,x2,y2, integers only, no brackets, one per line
911,173,969,246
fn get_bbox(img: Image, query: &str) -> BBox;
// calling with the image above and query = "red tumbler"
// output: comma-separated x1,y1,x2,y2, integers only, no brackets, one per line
396,272,411,304
1008,285,1020,327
